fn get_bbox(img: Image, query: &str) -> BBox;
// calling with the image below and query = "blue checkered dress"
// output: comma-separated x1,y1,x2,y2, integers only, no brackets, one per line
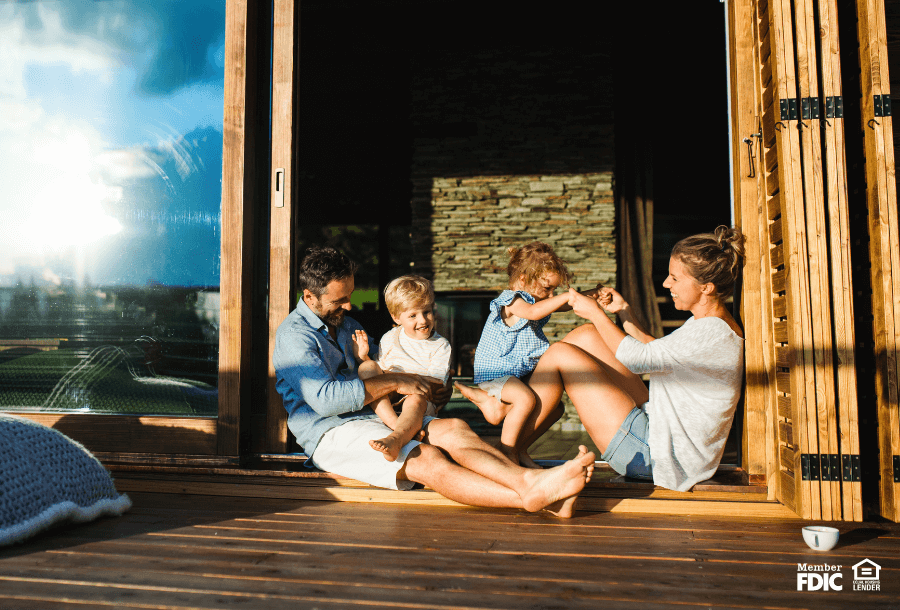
473,290,551,384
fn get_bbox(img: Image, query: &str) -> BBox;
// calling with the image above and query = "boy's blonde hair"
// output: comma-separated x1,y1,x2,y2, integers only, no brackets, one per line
384,275,435,318
507,242,573,290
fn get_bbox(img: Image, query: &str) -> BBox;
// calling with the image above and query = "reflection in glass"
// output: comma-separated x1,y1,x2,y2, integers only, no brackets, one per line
0,0,225,415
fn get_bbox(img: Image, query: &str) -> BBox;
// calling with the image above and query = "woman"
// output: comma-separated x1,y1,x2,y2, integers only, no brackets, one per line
524,226,745,491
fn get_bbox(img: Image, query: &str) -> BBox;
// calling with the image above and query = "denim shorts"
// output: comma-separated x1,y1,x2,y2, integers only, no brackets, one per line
601,404,653,481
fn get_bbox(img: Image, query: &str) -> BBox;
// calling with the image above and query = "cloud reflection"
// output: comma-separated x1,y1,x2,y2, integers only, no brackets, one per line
0,0,225,288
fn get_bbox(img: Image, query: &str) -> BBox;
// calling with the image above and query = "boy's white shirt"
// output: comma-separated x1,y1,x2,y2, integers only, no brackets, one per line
376,325,452,384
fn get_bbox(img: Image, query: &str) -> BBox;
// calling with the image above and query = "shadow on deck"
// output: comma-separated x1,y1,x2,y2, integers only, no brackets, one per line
2,490,898,609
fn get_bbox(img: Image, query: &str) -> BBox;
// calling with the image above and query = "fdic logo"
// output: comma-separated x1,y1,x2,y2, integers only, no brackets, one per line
797,560,882,592
797,564,843,591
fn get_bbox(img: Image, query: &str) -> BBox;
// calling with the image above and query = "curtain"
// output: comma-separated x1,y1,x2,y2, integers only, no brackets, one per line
615,132,663,339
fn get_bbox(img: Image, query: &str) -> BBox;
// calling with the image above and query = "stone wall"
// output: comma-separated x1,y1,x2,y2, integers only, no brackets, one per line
406,43,617,344
411,172,615,343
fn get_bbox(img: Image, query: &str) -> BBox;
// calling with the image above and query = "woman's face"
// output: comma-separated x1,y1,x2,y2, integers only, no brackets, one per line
662,257,705,311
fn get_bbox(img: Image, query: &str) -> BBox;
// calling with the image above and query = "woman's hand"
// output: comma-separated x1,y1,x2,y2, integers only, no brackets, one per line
568,288,604,320
598,287,629,314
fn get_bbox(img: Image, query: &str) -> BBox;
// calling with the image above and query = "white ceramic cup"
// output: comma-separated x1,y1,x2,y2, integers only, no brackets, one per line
802,526,840,551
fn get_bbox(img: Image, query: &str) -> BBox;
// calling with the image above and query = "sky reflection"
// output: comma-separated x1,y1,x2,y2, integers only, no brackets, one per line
0,0,225,288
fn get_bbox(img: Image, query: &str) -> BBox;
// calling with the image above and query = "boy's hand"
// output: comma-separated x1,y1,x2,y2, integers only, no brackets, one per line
351,330,371,363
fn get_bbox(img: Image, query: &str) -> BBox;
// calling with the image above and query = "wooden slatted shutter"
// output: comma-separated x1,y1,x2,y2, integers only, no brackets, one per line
820,0,864,522
731,0,863,520
856,0,900,522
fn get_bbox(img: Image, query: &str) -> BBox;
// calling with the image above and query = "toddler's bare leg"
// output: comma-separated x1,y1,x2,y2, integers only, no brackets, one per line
370,395,428,461
356,359,383,380
372,396,399,430
453,381,512,425
497,377,537,466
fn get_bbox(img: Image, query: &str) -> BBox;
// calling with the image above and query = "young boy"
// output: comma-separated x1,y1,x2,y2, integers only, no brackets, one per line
351,275,451,461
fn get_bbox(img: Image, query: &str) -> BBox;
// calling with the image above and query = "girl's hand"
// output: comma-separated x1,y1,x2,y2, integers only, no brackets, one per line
351,330,371,363
598,287,629,314
568,288,603,320
597,287,613,308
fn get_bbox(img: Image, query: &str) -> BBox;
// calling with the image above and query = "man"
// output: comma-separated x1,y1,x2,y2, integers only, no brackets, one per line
273,246,594,517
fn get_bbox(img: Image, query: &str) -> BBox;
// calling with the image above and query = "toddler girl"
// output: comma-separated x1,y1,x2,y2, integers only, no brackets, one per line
455,242,597,466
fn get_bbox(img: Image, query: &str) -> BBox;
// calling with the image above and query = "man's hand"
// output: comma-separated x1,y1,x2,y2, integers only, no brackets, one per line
390,373,435,400
431,377,454,412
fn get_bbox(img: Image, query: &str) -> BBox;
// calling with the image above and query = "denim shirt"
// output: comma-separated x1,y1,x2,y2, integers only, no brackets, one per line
273,299,379,458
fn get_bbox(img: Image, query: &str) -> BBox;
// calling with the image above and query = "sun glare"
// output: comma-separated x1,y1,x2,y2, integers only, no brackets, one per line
28,171,123,249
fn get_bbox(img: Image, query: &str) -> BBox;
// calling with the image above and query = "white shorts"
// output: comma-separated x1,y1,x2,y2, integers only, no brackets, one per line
477,376,513,400
310,417,436,490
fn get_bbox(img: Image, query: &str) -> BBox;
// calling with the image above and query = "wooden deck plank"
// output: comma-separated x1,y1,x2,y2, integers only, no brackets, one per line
106,466,792,519
2,492,898,610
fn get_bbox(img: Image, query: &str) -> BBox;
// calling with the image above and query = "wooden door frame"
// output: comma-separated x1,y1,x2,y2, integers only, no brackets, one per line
264,0,299,455
727,0,774,492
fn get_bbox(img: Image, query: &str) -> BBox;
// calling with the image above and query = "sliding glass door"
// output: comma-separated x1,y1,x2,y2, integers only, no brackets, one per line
1,0,269,458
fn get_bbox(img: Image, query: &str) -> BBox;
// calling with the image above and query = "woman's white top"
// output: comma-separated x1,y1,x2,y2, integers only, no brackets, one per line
615,316,744,491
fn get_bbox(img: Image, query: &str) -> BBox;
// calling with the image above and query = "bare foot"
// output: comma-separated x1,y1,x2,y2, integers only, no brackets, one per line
518,451,542,469
370,435,403,461
520,445,595,517
453,382,507,425
544,495,579,518
543,447,594,517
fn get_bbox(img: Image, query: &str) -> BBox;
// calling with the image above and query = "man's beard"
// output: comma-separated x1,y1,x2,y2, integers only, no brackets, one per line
322,309,345,327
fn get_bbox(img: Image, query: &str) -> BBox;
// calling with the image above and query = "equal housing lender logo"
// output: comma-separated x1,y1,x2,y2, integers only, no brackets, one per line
797,559,882,591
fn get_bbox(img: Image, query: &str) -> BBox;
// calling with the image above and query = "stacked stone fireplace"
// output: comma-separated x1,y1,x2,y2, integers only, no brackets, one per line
409,172,616,344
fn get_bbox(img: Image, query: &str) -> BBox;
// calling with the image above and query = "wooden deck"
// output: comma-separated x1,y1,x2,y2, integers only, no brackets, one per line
2,488,898,609
102,461,792,519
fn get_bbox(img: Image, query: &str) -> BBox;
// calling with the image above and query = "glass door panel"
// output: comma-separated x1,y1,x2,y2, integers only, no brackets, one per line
0,0,225,416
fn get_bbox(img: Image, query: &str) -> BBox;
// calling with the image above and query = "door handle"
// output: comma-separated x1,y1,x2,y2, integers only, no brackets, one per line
274,168,285,208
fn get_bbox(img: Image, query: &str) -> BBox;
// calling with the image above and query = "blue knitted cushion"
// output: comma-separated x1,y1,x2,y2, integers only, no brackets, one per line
0,414,131,545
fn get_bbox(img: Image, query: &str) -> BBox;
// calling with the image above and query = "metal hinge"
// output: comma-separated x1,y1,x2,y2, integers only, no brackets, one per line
784,97,845,121
874,94,893,117
894,455,900,482
801,97,821,120
820,454,840,481
842,454,861,483
825,96,843,118
802,454,860,482
801,454,819,481
780,98,799,121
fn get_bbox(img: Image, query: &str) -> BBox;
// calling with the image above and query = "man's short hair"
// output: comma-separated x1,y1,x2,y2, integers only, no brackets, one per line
384,275,435,318
298,246,358,296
